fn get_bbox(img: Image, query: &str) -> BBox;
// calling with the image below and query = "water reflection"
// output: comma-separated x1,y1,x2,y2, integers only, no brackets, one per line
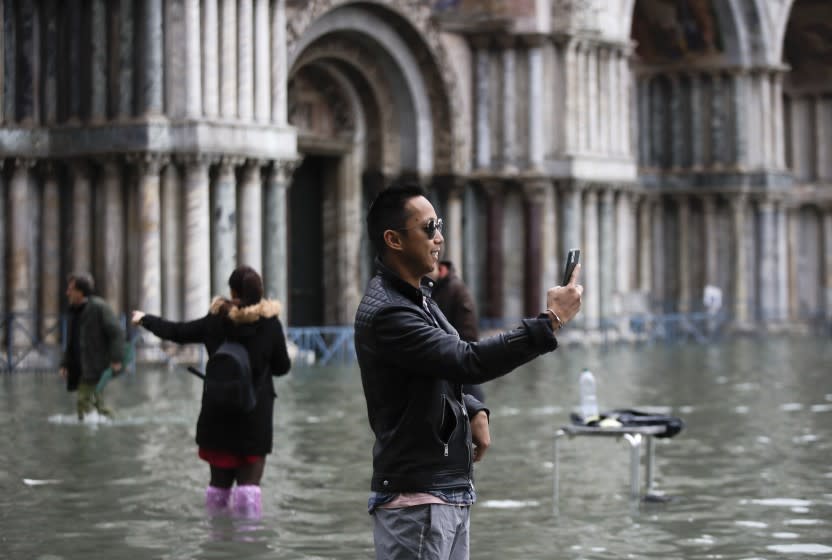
0,336,830,559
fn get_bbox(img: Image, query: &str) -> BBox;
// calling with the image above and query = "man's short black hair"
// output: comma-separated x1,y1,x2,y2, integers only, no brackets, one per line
68,273,95,296
366,182,427,256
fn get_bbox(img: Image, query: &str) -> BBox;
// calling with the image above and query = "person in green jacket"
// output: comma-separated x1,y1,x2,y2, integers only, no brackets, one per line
58,273,125,420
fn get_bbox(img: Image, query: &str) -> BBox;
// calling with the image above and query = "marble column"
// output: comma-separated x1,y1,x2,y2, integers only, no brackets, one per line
202,0,219,117
271,0,288,124
711,73,725,168
541,180,558,293
670,75,684,169
237,161,263,271
599,189,615,321
564,40,579,153
689,73,704,169
161,163,183,320
583,188,600,328
264,161,292,311
141,0,164,114
14,1,37,122
38,164,59,343
1,0,9,123
638,195,652,293
652,197,665,305
220,0,238,118
731,72,748,169
183,157,212,319
676,195,691,313
817,95,830,181
474,39,491,170
444,178,464,269
136,155,164,317
732,195,750,327
527,38,545,170
71,161,93,274
483,182,504,320
757,198,777,323
561,182,583,261
760,72,773,166
773,72,785,170
501,43,516,171
117,0,135,118
587,46,598,152
615,190,633,295
8,159,35,346
100,160,125,314
90,0,107,121
523,181,546,315
776,201,789,321
824,208,832,320
237,0,254,121
598,48,609,154
185,0,202,117
619,50,631,156
211,157,239,295
41,4,59,123
702,194,718,287
0,162,5,322
254,0,270,123
637,78,649,167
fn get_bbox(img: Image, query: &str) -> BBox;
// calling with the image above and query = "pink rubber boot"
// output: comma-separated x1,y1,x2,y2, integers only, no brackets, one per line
205,485,231,516
231,484,262,519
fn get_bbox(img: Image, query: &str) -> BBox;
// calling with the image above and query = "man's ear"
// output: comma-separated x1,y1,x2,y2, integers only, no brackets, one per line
383,229,404,252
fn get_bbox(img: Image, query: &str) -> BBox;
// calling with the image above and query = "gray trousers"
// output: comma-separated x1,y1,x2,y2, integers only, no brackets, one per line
373,504,470,560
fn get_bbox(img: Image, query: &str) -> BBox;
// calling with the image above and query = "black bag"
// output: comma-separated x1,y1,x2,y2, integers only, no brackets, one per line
570,408,685,439
200,340,256,413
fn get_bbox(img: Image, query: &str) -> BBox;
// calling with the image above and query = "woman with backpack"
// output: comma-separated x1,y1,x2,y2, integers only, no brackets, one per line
131,265,291,518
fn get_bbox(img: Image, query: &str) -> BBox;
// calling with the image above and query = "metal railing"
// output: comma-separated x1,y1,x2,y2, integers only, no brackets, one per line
1,309,829,372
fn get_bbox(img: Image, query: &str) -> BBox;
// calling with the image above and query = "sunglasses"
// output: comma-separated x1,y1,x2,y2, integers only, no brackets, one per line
396,218,443,240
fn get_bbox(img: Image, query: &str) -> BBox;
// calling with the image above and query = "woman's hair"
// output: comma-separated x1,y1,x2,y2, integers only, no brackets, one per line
228,265,264,307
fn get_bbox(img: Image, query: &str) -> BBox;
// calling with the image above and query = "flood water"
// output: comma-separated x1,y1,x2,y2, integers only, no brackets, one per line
1,336,831,559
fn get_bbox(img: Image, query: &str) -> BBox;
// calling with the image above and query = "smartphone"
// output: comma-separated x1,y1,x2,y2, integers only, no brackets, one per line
561,249,580,286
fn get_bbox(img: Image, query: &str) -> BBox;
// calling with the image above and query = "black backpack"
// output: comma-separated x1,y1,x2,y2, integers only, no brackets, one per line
190,340,256,413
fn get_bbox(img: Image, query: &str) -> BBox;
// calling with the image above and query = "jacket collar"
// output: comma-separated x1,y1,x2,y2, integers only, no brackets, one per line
375,257,434,304
209,297,282,323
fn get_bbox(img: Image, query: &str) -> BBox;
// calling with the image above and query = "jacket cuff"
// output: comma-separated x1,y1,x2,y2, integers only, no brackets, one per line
520,317,558,353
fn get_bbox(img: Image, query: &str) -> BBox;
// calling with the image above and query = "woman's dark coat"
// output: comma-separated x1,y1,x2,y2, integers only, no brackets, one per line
140,298,291,456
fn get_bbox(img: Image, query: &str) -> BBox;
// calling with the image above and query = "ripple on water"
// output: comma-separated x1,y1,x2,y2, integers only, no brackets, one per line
767,543,832,555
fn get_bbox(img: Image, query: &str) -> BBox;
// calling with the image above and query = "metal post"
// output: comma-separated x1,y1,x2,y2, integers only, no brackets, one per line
645,435,655,493
623,433,642,499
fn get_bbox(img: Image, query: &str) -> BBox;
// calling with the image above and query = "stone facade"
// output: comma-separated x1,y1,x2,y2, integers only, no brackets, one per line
1,0,831,353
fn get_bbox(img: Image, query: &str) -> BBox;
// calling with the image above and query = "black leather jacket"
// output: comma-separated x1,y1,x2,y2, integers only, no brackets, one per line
354,259,558,493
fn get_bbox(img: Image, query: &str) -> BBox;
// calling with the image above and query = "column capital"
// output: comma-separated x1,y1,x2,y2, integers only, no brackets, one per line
270,158,300,184
13,158,38,171
218,155,246,171
521,178,551,203
128,152,169,175
480,179,504,200
179,153,215,174
36,159,60,179
518,32,547,49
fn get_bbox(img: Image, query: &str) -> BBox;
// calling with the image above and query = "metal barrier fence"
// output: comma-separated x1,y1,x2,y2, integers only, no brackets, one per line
1,309,829,372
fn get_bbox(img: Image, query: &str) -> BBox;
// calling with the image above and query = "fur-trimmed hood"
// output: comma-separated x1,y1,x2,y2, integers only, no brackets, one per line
209,297,282,323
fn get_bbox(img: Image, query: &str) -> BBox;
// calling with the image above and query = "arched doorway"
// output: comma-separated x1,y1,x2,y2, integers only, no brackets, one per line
285,2,459,326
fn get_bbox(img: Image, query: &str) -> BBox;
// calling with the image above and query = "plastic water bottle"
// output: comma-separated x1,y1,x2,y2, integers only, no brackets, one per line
579,368,599,420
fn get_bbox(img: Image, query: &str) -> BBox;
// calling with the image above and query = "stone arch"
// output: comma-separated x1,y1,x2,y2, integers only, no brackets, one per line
287,0,464,176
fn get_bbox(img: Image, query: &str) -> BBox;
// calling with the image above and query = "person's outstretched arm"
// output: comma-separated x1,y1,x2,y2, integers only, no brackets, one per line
131,310,211,344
